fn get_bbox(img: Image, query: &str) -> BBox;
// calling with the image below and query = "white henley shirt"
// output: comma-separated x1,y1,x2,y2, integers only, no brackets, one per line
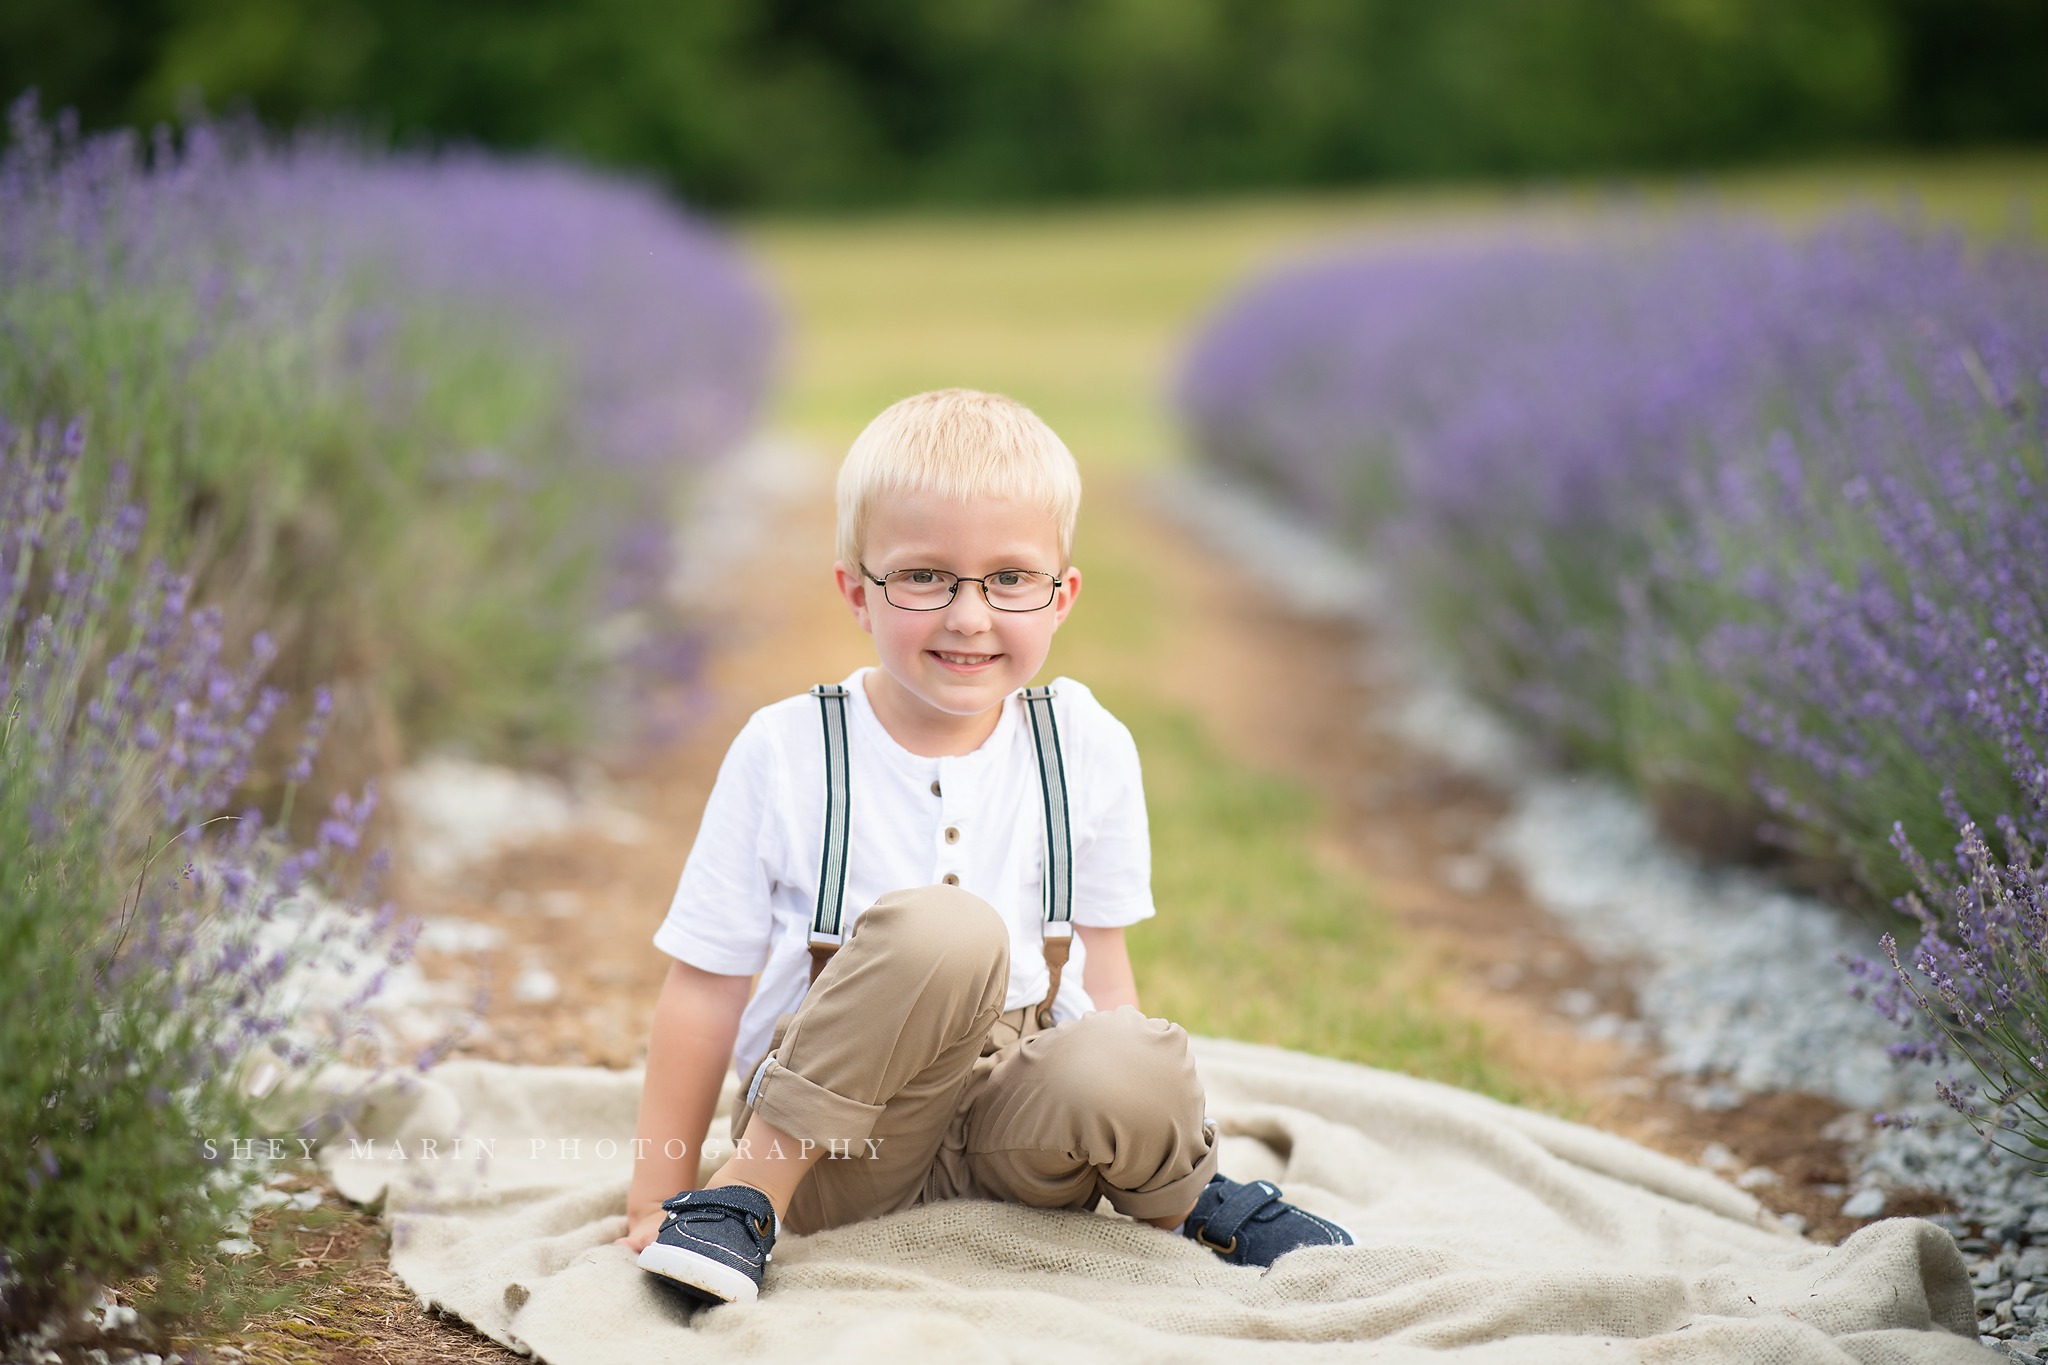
654,668,1157,1074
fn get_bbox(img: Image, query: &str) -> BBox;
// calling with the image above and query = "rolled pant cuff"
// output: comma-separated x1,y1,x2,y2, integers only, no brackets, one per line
1098,1124,1221,1221
750,1058,886,1144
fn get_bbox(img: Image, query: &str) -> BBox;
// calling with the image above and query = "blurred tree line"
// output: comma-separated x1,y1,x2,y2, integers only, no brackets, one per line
5,0,2043,207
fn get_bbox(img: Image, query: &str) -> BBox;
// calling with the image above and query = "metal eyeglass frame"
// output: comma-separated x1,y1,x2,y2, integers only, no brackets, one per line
861,563,1062,612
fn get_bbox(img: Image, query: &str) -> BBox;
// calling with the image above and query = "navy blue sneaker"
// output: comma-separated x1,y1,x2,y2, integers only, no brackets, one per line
637,1185,778,1305
1182,1174,1353,1269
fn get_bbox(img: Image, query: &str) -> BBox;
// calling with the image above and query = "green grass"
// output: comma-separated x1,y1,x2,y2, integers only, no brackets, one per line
1115,698,1532,1101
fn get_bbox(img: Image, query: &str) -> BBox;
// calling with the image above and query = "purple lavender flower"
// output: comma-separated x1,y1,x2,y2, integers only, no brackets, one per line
285,685,333,786
3,417,434,1328
1845,796,2048,1164
1181,206,2048,1156
2,93,777,756
1180,210,2048,900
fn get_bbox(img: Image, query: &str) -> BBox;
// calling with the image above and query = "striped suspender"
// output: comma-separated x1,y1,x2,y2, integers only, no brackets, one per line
807,684,852,982
1017,686,1074,1027
805,683,1075,1028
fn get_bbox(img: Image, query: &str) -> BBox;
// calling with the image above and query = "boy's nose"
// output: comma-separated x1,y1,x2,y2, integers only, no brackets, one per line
940,585,996,633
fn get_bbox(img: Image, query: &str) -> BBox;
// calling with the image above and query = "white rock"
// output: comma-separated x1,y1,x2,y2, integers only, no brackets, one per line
668,436,828,603
538,889,585,919
395,758,579,880
1385,681,1532,787
1436,853,1492,895
1555,988,1598,1018
1578,1012,1628,1042
512,965,561,1004
1151,471,1389,623
585,807,650,845
418,917,507,954
394,757,650,882
1842,1187,1889,1218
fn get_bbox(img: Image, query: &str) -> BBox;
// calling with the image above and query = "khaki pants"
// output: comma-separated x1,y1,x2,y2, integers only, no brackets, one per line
732,885,1218,1236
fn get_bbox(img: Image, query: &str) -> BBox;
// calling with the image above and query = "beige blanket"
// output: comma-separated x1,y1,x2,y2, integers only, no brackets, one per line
323,1038,1986,1363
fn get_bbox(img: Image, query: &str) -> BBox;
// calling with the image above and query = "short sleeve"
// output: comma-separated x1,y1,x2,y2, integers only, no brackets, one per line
1068,697,1156,929
653,714,782,976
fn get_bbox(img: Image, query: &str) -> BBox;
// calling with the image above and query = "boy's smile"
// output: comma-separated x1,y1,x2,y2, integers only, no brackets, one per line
835,489,1081,757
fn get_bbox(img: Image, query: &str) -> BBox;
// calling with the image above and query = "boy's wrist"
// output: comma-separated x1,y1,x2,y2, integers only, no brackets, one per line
628,1187,683,1226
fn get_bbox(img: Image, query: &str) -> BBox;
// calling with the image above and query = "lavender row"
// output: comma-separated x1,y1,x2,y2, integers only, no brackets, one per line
1,95,776,773
1,100,771,1349
1178,210,2048,1158
1179,211,2047,908
1,419,417,1350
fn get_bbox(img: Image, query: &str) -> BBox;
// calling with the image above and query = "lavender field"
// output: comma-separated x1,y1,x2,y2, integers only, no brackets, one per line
1179,211,2048,1151
1,99,770,1346
2,97,773,776
8,80,2048,1351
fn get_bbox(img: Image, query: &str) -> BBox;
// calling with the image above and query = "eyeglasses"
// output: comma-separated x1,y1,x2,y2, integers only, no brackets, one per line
862,564,1062,612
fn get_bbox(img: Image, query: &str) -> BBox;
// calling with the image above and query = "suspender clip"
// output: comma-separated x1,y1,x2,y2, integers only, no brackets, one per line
1036,921,1074,1030
807,929,843,984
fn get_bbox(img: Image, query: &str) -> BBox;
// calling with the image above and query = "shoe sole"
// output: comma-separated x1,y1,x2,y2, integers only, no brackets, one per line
637,1241,762,1304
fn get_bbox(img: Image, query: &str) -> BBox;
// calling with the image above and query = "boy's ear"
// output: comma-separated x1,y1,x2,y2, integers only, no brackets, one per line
833,561,876,635
1051,565,1083,627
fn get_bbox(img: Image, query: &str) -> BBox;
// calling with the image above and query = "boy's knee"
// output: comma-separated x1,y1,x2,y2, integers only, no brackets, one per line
852,884,1008,969
1033,1008,1202,1114
1065,1005,1190,1059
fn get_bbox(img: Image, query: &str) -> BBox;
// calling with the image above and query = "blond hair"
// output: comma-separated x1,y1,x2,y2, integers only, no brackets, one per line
835,389,1082,571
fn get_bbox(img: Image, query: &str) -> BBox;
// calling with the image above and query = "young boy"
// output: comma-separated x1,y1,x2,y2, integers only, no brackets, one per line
619,389,1350,1306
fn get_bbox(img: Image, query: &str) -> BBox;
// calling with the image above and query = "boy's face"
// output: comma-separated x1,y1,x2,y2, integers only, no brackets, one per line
835,489,1080,735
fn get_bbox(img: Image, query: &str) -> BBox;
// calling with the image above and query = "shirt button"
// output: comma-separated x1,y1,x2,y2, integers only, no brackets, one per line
942,873,959,886
930,780,942,797
944,827,960,844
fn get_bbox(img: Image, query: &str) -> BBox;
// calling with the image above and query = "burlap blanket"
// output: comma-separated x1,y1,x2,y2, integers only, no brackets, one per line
322,1038,1985,1363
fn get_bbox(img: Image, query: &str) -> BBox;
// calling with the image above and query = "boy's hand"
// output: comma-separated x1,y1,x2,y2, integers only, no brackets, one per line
615,1202,668,1252
621,960,750,1256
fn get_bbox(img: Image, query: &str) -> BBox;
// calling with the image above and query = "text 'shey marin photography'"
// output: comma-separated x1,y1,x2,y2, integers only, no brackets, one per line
201,1137,889,1161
